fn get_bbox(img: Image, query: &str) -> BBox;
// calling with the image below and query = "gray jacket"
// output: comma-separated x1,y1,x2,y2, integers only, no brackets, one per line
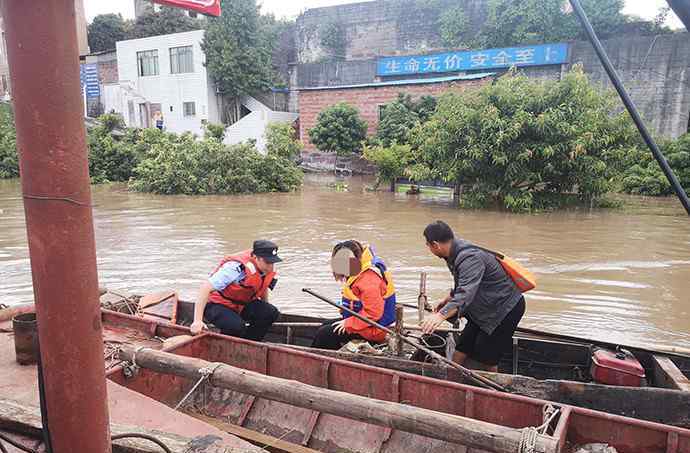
440,239,523,334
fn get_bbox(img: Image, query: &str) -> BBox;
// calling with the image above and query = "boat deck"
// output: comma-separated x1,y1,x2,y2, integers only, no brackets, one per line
0,318,261,452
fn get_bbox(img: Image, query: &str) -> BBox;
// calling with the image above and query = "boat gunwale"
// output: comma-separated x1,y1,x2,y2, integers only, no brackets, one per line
102,309,690,441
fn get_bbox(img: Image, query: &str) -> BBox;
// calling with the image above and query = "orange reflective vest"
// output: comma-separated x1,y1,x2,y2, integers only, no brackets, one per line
207,250,276,313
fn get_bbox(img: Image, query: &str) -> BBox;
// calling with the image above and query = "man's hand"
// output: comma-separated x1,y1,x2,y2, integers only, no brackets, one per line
190,321,206,335
332,319,347,335
421,312,447,334
433,294,452,313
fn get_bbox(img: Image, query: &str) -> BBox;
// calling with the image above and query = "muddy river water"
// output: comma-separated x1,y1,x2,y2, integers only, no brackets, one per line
1,175,689,348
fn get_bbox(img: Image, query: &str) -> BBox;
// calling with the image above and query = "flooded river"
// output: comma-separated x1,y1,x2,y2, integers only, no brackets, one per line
1,175,689,348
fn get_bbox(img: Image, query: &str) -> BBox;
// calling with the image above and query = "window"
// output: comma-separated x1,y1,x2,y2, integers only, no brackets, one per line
137,50,159,77
183,102,196,117
170,46,193,74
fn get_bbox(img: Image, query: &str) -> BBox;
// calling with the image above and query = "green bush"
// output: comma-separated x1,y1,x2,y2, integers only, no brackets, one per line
410,67,638,212
376,102,420,147
0,104,18,179
204,122,228,141
130,134,302,195
265,122,302,160
308,102,367,155
621,134,690,196
87,114,138,183
363,143,413,188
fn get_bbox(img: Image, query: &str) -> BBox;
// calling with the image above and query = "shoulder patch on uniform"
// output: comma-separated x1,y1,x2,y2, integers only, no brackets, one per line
244,261,257,274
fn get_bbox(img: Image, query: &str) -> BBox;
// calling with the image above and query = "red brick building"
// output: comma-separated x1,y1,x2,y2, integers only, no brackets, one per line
298,73,493,152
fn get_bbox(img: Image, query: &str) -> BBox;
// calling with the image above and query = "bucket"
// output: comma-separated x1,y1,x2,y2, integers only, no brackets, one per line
13,312,39,365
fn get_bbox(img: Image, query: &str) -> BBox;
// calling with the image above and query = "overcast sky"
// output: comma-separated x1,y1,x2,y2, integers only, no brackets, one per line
84,0,685,29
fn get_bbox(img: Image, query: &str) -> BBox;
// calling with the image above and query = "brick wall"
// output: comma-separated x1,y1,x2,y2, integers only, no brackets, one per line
98,60,119,84
298,77,490,152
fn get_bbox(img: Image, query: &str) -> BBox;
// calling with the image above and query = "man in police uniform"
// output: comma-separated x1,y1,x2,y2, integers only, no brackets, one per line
190,240,281,341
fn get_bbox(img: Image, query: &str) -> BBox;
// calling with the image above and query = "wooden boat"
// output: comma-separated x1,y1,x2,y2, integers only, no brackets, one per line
100,308,690,453
143,296,690,428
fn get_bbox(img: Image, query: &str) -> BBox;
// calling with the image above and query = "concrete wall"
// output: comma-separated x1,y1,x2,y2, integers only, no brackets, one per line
293,33,690,139
296,0,488,63
115,30,220,134
298,77,490,152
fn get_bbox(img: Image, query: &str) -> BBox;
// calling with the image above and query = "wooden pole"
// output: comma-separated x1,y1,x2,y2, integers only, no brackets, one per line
417,272,428,324
393,305,404,356
118,346,556,453
302,288,506,392
272,322,464,333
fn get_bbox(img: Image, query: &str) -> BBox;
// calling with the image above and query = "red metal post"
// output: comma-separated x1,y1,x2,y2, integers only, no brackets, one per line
1,1,112,452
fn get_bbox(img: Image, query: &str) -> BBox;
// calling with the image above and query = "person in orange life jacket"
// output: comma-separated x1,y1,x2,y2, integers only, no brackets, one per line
311,240,397,350
190,240,281,341
421,221,525,372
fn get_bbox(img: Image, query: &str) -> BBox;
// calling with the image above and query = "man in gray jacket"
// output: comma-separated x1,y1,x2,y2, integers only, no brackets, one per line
421,220,525,372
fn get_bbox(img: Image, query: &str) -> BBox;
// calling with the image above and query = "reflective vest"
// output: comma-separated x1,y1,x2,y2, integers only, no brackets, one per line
207,250,276,313
340,246,396,327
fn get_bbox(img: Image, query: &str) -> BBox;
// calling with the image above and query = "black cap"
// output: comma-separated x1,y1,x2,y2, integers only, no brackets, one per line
252,240,282,263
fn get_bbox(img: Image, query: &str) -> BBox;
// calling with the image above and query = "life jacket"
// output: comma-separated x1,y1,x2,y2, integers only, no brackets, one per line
340,246,397,327
207,250,276,313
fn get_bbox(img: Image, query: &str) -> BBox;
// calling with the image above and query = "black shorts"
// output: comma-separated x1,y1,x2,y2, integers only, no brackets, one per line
455,296,525,366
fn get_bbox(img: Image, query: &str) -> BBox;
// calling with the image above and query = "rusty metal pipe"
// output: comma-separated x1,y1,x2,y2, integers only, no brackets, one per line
1,1,111,452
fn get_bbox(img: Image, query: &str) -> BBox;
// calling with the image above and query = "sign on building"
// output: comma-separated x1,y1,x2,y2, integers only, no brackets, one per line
79,64,100,99
151,0,221,16
377,43,570,77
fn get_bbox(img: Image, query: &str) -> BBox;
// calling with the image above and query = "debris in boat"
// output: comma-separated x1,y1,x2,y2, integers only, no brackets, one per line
573,444,619,453
339,340,383,355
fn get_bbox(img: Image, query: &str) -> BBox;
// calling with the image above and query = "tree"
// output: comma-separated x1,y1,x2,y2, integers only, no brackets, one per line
129,7,202,40
410,67,638,212
439,6,470,49
88,14,129,53
308,102,368,156
203,0,278,124
479,0,628,48
0,104,17,179
363,143,413,189
376,101,420,147
265,122,302,160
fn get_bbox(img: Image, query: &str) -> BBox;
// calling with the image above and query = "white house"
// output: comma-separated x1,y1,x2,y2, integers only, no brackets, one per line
104,29,298,153
106,30,220,136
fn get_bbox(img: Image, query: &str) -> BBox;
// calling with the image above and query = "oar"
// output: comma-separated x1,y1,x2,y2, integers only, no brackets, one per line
302,288,507,393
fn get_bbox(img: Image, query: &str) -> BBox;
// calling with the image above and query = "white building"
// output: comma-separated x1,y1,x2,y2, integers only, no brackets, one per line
105,29,298,152
107,30,220,136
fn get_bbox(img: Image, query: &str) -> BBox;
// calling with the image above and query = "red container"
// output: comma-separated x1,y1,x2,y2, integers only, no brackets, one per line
590,349,645,387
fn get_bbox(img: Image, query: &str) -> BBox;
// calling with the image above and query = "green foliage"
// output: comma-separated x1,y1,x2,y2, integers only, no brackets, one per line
375,93,438,146
479,0,628,48
439,6,469,49
308,102,368,155
621,134,690,196
410,67,638,212
0,104,17,179
87,14,129,53
363,143,413,188
265,122,303,160
131,136,302,195
202,0,277,99
87,114,138,184
319,21,346,59
128,7,202,40
204,123,228,141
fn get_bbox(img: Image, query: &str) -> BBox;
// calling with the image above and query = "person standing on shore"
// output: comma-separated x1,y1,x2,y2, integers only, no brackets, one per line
421,221,526,372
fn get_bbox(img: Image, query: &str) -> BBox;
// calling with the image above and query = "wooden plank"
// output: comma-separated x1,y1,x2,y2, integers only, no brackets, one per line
667,432,679,453
553,407,571,453
237,396,256,426
653,355,690,392
193,413,322,453
119,346,559,453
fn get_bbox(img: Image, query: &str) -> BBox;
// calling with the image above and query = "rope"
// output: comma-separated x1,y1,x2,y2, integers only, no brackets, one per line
518,427,538,453
173,362,223,410
111,433,172,453
0,432,38,453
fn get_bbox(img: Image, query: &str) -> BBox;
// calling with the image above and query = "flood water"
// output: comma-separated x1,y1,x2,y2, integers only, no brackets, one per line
1,175,689,348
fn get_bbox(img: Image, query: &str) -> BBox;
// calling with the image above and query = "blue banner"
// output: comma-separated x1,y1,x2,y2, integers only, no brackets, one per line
80,64,100,99
377,43,569,77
